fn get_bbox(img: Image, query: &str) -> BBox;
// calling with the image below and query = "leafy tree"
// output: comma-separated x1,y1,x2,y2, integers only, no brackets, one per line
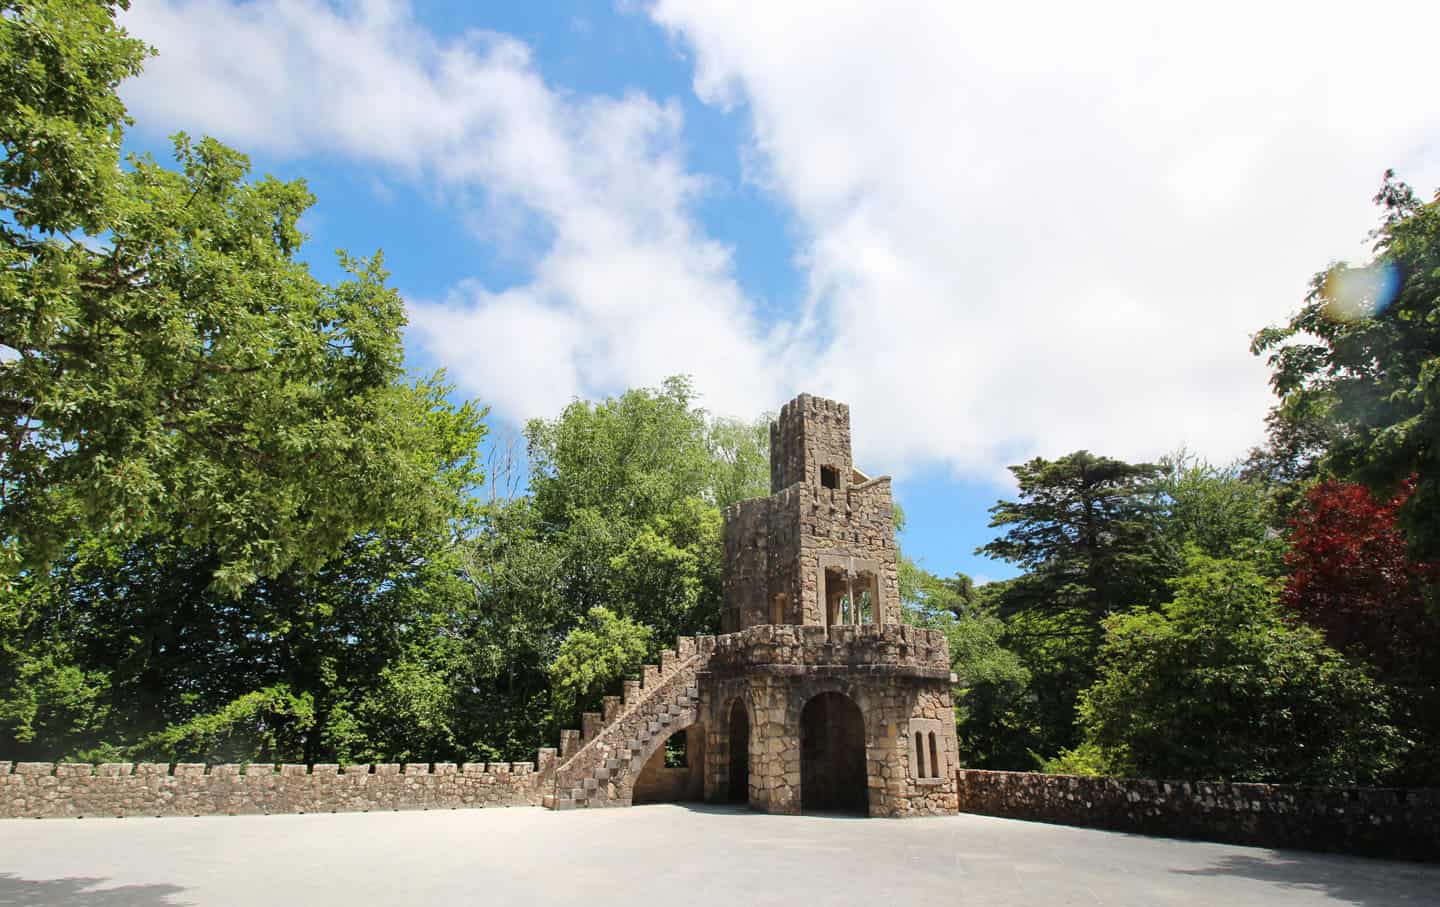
516,377,765,643
1079,554,1402,785
1253,172,1440,560
976,451,1169,759
1283,479,1439,784
3,2,432,594
1,0,149,236
942,611,1032,769
1154,452,1282,574
129,685,314,765
547,607,652,728
0,377,488,764
1284,479,1437,671
898,556,977,619
706,415,771,508
979,452,1170,620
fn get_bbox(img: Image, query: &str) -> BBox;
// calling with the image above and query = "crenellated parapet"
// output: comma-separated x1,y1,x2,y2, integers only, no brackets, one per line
0,753,557,818
703,624,951,680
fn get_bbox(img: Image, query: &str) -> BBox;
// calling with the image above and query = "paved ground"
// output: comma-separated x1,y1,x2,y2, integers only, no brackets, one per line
1,805,1436,906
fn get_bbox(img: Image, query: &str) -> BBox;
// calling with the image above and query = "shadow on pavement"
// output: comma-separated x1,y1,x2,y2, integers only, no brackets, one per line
0,873,189,907
1172,853,1440,906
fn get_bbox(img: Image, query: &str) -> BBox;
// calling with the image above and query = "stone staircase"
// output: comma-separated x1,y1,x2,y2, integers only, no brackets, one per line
543,635,710,810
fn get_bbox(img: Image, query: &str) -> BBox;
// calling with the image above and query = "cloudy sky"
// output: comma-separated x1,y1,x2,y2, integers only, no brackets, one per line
117,0,1440,582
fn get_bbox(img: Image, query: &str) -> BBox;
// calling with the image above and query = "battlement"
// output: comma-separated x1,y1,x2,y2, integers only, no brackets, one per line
0,752,557,818
770,393,853,494
704,624,951,679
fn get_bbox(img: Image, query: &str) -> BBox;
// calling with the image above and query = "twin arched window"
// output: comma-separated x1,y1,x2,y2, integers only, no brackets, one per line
910,719,945,781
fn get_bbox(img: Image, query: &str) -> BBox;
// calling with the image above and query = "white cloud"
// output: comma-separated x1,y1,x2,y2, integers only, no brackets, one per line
650,0,1440,474
119,1,1440,481
120,0,782,424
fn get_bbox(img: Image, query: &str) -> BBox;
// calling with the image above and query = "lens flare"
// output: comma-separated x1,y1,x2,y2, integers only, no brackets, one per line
1321,260,1401,323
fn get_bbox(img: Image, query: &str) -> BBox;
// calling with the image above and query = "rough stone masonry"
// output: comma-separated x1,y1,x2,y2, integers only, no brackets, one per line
3,394,961,820
547,393,961,816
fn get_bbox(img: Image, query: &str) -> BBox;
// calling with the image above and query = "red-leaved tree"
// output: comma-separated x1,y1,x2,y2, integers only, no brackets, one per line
1283,479,1437,675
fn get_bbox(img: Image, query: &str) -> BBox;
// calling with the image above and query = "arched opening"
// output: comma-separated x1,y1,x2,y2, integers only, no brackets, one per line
728,699,750,803
632,725,703,804
800,692,867,814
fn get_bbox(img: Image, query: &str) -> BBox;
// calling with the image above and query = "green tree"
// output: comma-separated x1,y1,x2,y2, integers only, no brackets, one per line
548,607,652,728
451,379,767,757
976,452,1169,760
979,452,1170,619
517,377,765,642
1252,172,1440,560
0,377,488,765
1154,452,1282,574
1079,554,1402,785
3,2,434,594
898,558,1028,768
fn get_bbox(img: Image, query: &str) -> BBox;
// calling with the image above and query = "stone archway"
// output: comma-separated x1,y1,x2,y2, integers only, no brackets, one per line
632,723,704,804
728,698,750,803
800,691,867,814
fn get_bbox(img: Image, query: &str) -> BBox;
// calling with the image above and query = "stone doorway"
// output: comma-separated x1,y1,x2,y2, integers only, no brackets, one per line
800,692,868,814
728,699,750,803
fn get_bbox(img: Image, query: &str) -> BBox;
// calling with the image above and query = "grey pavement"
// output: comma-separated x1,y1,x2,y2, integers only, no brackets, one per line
1,804,1436,906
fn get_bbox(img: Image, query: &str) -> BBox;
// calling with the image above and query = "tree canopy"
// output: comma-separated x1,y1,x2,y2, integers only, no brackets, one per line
1253,172,1440,560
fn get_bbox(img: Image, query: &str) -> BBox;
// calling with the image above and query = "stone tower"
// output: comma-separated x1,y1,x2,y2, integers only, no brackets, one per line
722,394,901,632
545,393,958,817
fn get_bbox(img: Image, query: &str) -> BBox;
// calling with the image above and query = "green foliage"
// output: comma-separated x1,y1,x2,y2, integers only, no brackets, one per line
1253,173,1440,560
976,451,1171,760
980,451,1171,619
898,558,1030,769
131,685,315,765
548,607,652,728
1079,555,1403,785
0,0,150,236
2,2,447,594
609,498,723,644
706,415,771,507
1040,742,1112,777
898,555,976,619
943,610,1032,769
1155,452,1284,575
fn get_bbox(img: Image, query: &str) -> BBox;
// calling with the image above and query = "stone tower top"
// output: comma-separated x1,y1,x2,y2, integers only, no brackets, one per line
769,393,853,494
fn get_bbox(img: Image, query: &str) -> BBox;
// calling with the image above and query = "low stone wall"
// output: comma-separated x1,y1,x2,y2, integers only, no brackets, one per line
1,755,555,819
955,769,1439,862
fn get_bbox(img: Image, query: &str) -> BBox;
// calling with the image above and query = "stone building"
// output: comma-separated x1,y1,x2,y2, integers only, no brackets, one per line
545,394,959,816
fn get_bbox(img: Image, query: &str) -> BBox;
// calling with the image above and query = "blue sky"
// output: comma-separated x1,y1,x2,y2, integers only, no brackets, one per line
115,1,1440,584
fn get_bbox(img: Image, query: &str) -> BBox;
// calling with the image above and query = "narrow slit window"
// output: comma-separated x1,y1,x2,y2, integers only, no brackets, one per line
928,732,940,779
915,732,926,779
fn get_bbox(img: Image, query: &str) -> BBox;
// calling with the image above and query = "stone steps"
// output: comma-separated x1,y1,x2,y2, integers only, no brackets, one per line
545,641,706,810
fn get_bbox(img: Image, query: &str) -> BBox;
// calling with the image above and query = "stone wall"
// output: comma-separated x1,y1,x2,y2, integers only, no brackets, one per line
727,393,900,631
699,626,959,819
1,756,555,819
955,769,1440,862
705,623,951,679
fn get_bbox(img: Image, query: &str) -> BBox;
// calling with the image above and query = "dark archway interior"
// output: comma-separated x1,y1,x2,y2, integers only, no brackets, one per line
800,692,867,814
728,700,750,803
